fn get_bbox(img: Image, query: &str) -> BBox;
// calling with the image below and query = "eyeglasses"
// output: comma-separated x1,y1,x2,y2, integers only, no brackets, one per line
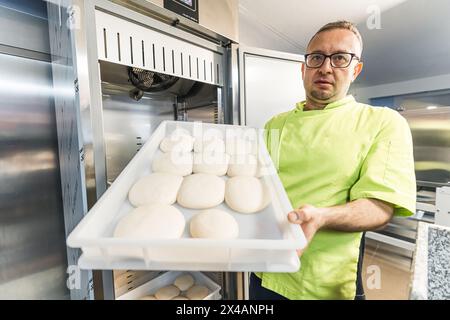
304,52,360,68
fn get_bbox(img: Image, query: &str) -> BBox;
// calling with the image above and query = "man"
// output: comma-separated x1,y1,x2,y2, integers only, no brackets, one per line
250,21,416,300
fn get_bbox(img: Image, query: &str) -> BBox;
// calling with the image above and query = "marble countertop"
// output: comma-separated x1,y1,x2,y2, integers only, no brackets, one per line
410,222,450,300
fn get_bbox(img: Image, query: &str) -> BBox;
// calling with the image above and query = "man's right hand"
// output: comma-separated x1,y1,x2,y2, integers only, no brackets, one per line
288,204,326,255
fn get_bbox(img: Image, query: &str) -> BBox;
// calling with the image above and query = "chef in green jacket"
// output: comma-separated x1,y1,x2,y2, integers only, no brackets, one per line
251,21,416,300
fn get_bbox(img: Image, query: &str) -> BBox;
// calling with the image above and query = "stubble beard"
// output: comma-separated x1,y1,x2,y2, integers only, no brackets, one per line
310,88,336,101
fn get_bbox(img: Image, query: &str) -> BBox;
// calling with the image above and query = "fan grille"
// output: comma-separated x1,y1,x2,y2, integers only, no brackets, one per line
128,67,179,92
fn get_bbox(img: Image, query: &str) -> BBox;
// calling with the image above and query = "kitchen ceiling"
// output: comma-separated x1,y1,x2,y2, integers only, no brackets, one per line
239,0,450,87
353,0,450,87
238,0,408,52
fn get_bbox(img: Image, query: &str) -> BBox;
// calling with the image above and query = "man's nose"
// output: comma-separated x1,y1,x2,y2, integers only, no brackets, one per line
318,56,333,74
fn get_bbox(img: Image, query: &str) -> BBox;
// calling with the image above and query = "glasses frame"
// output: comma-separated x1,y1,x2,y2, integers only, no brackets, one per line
304,52,360,68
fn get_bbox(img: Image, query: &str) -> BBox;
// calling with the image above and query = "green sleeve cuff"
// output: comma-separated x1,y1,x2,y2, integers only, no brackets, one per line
350,191,415,217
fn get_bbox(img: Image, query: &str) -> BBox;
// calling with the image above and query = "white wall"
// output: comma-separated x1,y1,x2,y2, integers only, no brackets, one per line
351,74,450,105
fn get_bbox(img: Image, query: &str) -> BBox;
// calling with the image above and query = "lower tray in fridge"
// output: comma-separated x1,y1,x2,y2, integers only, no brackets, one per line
116,271,221,300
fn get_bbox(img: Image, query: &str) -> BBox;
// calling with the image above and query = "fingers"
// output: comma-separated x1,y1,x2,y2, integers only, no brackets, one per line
288,206,310,224
288,211,300,223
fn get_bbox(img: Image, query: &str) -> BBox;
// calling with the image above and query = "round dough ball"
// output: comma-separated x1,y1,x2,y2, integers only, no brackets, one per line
193,152,229,176
160,130,194,153
190,209,239,239
174,274,195,291
227,154,258,177
128,173,183,207
177,174,225,209
186,285,210,300
194,137,225,153
113,204,185,239
172,296,189,300
225,177,270,214
155,285,180,300
152,151,193,176
140,295,157,300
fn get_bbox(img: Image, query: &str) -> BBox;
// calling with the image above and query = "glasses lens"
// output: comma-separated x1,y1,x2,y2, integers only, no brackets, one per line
306,53,325,68
331,53,352,67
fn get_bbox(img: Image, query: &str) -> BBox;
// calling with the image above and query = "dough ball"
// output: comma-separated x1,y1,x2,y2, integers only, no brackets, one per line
225,177,271,213
194,137,225,153
140,295,157,300
172,296,189,300
186,285,210,300
225,137,256,155
152,151,193,176
155,285,180,300
128,173,183,207
227,154,258,177
193,152,230,176
177,174,225,209
160,130,194,153
190,209,239,239
174,274,195,291
113,204,185,239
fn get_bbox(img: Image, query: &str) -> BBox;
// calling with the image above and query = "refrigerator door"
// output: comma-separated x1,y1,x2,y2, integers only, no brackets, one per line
239,46,305,128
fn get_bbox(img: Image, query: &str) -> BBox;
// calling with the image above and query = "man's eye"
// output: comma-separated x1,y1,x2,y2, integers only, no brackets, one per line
334,54,348,61
311,55,322,60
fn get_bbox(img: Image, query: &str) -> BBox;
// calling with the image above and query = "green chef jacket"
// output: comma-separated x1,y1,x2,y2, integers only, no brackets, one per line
256,95,416,300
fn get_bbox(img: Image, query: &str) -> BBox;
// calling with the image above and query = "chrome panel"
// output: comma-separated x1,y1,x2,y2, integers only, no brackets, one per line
0,43,51,62
47,0,96,300
398,92,450,187
0,5,50,54
225,42,240,125
101,86,176,182
0,52,69,299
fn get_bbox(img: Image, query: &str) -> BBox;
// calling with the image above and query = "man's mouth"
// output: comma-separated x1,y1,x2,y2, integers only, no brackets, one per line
314,79,334,85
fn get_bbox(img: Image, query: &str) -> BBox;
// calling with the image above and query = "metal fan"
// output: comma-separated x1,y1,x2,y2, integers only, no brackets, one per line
128,67,179,100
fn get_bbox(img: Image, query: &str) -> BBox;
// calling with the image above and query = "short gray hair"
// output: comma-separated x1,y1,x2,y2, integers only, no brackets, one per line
308,20,363,56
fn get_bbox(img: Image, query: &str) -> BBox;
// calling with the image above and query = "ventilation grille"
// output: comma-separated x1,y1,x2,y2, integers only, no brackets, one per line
95,10,223,86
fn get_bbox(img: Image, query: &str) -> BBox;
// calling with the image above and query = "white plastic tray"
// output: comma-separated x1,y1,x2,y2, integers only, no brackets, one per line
67,121,306,272
117,271,221,300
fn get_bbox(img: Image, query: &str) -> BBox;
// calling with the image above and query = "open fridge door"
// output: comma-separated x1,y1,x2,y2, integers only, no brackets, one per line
238,46,305,128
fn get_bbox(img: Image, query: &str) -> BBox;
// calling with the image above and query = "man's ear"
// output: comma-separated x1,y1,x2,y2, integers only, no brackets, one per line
301,62,305,80
352,62,363,81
